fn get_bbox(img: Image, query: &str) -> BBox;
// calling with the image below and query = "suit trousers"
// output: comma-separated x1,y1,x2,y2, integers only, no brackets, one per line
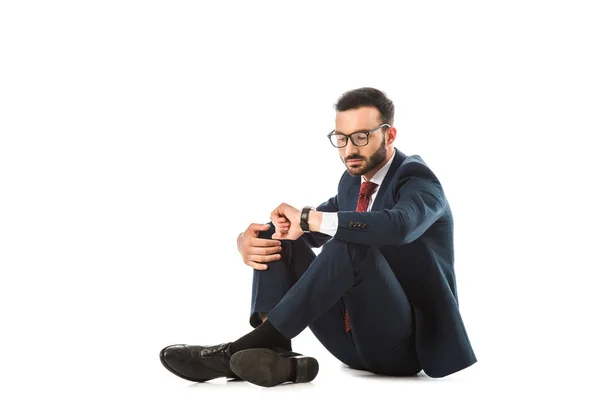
250,225,422,375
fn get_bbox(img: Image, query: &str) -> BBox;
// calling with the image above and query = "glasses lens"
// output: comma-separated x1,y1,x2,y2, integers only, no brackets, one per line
351,132,369,146
330,134,347,148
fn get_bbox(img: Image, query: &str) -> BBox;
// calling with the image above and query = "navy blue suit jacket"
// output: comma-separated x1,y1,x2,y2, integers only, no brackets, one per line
302,148,477,378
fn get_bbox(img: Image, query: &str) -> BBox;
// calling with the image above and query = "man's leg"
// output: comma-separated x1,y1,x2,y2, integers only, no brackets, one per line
249,224,316,329
161,236,418,384
266,238,421,375
306,301,367,370
249,225,361,368
159,226,325,383
342,251,421,376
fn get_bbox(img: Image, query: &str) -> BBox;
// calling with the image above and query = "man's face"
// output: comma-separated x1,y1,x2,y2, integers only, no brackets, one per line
334,106,391,177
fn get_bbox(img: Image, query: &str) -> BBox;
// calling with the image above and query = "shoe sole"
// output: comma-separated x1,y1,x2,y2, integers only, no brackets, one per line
230,348,319,387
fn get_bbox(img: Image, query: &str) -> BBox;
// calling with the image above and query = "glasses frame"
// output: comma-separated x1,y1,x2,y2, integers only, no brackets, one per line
327,124,391,148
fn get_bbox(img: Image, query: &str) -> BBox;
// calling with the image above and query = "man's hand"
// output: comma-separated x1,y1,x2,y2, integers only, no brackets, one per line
270,203,303,241
237,223,282,270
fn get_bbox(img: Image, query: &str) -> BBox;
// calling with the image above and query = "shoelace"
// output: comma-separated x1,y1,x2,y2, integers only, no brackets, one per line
200,343,230,357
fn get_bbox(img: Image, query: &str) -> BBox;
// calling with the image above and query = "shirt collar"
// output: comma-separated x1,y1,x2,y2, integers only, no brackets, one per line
362,151,395,187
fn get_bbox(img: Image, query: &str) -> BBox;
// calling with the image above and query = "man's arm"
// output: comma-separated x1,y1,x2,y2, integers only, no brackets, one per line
301,195,338,248
311,177,447,246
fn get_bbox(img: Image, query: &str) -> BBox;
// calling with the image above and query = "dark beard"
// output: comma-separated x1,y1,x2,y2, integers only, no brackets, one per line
344,137,387,177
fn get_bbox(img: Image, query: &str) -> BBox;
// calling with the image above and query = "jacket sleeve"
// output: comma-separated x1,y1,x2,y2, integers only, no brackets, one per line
301,195,339,248
334,177,447,246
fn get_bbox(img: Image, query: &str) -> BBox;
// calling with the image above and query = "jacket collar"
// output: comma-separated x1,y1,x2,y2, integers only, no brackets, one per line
371,148,406,210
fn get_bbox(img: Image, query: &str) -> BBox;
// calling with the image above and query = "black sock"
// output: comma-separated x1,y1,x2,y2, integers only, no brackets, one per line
230,319,291,354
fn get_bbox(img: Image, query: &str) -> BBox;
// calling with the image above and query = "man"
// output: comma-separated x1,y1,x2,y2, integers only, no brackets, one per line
160,87,477,387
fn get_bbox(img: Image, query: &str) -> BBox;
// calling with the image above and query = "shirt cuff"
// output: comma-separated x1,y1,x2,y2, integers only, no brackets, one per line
318,212,339,236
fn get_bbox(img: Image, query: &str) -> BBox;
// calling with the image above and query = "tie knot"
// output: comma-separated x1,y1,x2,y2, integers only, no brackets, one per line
359,181,378,197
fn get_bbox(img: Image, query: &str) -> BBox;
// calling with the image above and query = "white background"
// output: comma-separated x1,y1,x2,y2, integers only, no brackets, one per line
1,1,599,399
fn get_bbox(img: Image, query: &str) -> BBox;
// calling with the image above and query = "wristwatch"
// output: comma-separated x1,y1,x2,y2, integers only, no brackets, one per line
300,206,315,232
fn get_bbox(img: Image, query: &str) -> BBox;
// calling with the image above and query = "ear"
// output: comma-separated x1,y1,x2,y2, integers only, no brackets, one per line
386,126,397,145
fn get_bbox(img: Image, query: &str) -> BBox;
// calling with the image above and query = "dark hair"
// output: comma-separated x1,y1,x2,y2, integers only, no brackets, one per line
335,87,394,125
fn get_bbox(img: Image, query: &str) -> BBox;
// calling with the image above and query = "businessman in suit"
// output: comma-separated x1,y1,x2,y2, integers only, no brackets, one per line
160,87,477,387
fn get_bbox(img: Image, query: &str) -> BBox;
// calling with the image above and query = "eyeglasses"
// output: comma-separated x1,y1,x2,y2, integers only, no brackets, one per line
327,124,390,148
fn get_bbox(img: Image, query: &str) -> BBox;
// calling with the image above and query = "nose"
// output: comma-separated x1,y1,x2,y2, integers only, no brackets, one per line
344,140,357,157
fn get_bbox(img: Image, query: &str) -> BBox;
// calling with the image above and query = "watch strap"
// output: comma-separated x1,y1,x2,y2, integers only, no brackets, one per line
300,206,314,232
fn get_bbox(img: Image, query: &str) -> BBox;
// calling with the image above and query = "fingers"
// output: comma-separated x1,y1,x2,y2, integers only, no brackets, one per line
249,223,272,234
247,253,282,264
272,216,290,235
272,231,287,240
277,222,290,230
272,230,302,241
247,261,268,271
244,250,283,270
276,217,289,224
270,204,290,226
275,226,289,235
250,237,281,248
246,243,282,256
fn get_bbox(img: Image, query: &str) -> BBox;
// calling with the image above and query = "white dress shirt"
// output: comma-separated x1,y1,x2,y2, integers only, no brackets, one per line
318,152,396,236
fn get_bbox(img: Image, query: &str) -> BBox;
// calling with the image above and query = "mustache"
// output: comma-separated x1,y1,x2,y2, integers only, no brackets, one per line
345,156,365,162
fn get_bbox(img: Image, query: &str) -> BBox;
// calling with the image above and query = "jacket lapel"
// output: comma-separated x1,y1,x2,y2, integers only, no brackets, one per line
371,148,406,211
347,175,361,211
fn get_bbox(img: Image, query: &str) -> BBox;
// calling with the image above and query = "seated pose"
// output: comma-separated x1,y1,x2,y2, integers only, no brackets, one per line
160,87,477,387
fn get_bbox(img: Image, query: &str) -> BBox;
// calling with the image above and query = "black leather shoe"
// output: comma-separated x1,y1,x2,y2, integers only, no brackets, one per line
199,342,236,378
160,344,238,382
230,348,319,387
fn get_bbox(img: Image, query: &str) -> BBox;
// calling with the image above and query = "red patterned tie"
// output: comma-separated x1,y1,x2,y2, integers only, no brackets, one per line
344,180,379,332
